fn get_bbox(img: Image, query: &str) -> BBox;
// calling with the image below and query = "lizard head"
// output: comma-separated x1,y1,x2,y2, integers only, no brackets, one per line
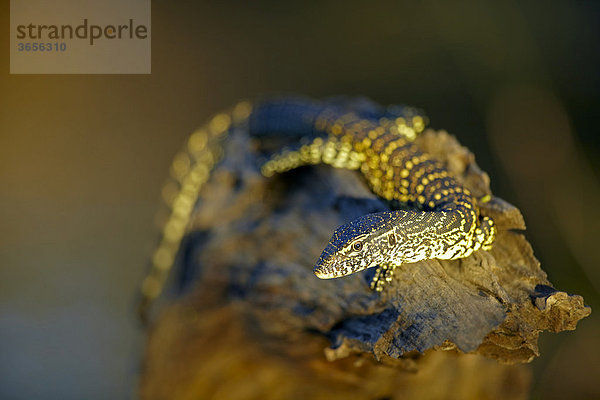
314,211,398,279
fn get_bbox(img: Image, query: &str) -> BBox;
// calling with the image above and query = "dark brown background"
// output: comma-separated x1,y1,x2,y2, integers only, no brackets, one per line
1,1,598,399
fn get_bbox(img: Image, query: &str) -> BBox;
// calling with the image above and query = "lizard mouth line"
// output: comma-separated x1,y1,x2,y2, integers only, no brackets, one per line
313,261,344,279
314,269,334,279
314,261,367,279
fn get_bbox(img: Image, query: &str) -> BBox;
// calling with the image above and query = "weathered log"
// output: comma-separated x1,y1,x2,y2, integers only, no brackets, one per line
140,123,590,400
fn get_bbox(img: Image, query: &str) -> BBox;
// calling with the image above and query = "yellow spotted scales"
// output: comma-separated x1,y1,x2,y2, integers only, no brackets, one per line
139,97,496,318
260,104,496,291
139,102,252,318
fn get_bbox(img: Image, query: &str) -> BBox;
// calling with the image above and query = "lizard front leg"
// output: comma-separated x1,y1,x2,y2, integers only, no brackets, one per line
370,262,400,292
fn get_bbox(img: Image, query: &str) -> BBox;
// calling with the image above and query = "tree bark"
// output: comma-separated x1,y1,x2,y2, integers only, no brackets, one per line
140,125,590,400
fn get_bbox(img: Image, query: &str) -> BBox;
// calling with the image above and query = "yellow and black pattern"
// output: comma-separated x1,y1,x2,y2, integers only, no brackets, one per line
261,108,426,177
139,101,252,319
259,102,496,291
140,97,497,318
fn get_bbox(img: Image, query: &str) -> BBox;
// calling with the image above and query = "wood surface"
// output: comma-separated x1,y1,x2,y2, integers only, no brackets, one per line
140,125,591,400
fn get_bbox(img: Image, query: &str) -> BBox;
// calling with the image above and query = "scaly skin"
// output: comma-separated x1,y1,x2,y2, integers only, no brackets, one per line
138,101,252,320
254,98,496,291
140,97,496,320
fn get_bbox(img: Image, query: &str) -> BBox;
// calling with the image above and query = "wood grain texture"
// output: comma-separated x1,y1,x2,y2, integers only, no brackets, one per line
140,125,590,400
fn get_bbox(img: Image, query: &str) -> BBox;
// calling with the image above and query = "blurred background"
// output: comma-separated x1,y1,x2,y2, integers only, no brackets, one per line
1,1,598,399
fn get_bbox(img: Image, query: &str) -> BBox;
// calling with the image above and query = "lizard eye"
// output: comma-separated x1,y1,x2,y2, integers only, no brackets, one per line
352,241,363,251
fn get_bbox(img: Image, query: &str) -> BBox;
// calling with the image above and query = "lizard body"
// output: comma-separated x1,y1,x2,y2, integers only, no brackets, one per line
140,97,496,319
251,98,496,290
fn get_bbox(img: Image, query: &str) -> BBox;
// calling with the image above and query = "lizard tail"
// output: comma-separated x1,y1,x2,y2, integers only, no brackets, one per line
138,101,252,323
